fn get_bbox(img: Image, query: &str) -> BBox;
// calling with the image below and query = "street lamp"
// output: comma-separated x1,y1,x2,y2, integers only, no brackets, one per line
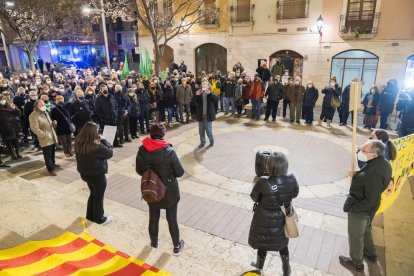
82,1,111,70
5,1,14,7
316,15,324,37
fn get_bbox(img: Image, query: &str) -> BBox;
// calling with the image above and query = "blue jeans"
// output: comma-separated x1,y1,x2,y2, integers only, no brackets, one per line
251,98,262,119
224,97,235,114
198,117,214,145
167,107,174,122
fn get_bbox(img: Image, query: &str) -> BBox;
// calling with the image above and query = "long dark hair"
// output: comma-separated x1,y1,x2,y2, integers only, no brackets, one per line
74,122,100,155
268,152,289,177
373,129,397,161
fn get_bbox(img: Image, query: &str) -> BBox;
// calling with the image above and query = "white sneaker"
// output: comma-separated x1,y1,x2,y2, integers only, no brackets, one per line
101,216,113,226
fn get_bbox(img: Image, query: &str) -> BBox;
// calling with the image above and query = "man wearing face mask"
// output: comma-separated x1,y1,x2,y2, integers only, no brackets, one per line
302,81,319,124
71,89,94,134
95,84,119,145
318,76,341,127
339,77,357,126
176,77,192,123
13,87,28,142
29,99,59,176
114,84,131,143
287,77,305,123
63,84,75,102
341,140,392,272
248,74,265,120
282,77,293,118
0,95,22,159
264,75,283,121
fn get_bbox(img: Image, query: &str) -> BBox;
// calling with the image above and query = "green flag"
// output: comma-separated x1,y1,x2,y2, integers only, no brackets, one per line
120,54,130,79
139,48,145,76
144,48,152,76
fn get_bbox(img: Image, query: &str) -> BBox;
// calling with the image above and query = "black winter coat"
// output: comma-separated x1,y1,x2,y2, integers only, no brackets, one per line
341,85,351,108
71,100,94,129
322,86,341,108
396,93,414,130
129,97,141,118
23,100,36,120
114,92,131,123
303,87,319,107
137,89,151,113
195,93,219,122
265,82,284,102
223,81,235,98
0,105,21,139
379,83,398,114
76,140,113,176
95,94,118,126
136,144,184,209
362,92,380,115
256,67,271,82
50,104,71,135
248,175,299,251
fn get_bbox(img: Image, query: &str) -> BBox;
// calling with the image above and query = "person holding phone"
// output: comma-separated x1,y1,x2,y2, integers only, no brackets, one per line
195,78,218,148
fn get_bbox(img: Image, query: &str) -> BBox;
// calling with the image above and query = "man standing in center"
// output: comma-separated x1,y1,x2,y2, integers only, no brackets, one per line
288,77,305,123
196,78,218,148
248,74,265,120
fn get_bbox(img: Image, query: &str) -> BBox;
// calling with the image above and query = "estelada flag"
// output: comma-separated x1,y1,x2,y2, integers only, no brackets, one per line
0,231,170,275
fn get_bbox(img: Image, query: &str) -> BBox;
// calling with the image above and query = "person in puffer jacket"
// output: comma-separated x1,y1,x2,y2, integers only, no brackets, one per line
244,152,299,276
135,124,185,256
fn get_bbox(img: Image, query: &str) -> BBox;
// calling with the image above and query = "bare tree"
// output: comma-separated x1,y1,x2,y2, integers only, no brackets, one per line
0,0,92,71
89,0,207,74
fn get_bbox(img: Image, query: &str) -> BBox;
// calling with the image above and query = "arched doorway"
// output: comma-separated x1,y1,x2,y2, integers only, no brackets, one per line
159,45,174,72
269,50,303,81
195,43,227,77
404,54,414,90
331,49,378,95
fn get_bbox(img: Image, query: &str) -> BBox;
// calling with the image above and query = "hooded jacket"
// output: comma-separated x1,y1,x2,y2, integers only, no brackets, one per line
248,175,299,251
136,138,184,209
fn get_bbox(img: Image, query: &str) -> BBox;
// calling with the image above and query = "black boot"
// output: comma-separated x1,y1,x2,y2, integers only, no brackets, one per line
243,255,266,275
281,254,291,276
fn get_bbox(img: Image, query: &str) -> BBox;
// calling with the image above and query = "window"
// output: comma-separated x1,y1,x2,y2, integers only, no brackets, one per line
154,0,174,29
230,0,254,24
199,0,220,27
117,33,122,45
331,50,378,96
105,23,110,32
92,24,100,32
114,18,124,31
345,0,377,33
277,0,309,20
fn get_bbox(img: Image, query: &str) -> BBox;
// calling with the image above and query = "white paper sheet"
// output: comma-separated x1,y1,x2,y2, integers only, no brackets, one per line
102,125,117,145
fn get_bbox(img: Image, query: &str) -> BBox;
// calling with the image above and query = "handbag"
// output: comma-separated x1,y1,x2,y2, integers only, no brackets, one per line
280,204,299,238
331,96,341,108
54,106,76,133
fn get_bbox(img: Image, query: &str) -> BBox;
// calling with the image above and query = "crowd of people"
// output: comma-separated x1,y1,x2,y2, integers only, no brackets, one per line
0,60,410,275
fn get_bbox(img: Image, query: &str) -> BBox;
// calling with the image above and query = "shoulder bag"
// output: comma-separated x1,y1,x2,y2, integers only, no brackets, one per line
54,106,76,133
281,204,299,238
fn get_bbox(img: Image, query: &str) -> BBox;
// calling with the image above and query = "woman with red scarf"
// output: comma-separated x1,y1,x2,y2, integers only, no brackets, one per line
135,124,185,256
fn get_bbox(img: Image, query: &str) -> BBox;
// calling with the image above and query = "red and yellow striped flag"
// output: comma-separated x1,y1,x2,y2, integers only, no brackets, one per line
0,231,170,275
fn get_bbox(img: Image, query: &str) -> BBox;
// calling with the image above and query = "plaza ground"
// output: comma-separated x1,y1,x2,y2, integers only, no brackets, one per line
0,113,413,275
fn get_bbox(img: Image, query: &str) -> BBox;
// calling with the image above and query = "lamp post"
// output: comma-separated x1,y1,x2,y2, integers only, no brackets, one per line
316,15,324,39
0,1,14,69
82,0,111,70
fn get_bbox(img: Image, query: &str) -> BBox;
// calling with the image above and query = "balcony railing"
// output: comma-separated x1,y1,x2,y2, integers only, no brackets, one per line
198,8,220,28
276,0,309,21
230,4,255,24
339,12,380,39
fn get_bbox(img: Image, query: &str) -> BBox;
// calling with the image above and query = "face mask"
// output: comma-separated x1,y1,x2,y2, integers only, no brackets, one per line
40,106,46,112
14,80,20,84
295,81,300,85
330,82,335,87
288,81,293,85
59,89,64,93
128,93,134,97
108,85,113,88
128,80,132,83
20,93,25,97
307,85,312,88
182,81,187,85
154,80,158,84
46,81,51,84
88,91,93,95
357,151,368,162
0,100,6,105
31,96,38,100
370,89,375,93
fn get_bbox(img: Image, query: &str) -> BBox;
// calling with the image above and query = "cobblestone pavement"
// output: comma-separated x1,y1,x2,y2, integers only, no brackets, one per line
1,112,392,276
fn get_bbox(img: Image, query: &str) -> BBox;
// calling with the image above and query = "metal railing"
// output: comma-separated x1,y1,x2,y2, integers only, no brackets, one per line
339,12,380,37
276,0,309,21
230,4,255,24
198,8,220,27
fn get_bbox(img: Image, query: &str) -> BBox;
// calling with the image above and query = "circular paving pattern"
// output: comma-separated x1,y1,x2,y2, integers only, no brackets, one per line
196,129,351,186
